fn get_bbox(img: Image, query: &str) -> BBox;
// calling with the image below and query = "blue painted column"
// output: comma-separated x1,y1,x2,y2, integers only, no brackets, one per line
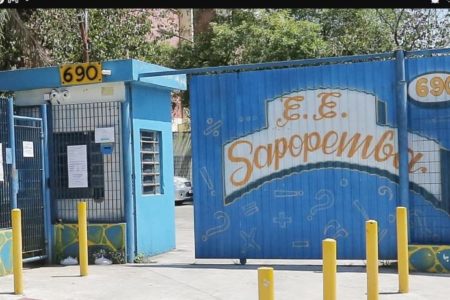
7,97,18,209
40,104,53,263
395,50,409,210
122,84,136,263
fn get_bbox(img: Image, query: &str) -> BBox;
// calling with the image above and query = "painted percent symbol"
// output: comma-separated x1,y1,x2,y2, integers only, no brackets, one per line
203,118,223,136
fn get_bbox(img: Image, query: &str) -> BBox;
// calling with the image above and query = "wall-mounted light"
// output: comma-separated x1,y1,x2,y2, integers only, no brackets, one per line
102,69,112,76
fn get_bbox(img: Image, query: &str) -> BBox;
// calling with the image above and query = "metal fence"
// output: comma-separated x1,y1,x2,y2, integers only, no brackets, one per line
0,99,11,228
14,115,45,257
51,101,124,223
173,132,192,181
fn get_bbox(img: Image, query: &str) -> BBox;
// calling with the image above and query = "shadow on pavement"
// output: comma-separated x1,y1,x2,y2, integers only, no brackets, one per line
125,263,401,274
126,263,450,277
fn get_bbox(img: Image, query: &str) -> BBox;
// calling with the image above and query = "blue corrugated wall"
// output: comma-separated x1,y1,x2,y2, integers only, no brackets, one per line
406,55,450,245
190,50,450,260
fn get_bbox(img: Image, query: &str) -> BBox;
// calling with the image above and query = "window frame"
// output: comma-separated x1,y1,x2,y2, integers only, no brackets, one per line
140,129,163,196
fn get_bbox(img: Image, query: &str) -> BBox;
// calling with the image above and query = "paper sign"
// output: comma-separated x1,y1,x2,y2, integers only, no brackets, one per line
67,145,88,188
5,148,12,164
95,127,115,143
23,141,34,158
0,143,4,182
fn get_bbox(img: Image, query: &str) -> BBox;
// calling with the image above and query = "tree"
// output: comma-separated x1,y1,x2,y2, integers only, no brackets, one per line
25,9,174,65
167,9,327,69
0,9,49,70
290,9,395,56
375,9,450,50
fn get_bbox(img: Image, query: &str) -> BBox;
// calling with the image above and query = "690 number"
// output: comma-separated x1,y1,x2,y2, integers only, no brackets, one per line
60,62,102,85
63,65,99,83
415,75,450,97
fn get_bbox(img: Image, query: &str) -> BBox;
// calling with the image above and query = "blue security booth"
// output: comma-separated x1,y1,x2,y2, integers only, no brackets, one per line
0,60,186,275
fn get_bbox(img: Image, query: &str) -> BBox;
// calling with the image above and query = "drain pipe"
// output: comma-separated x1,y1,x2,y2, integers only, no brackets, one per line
7,97,18,209
23,255,48,264
41,104,52,264
395,49,409,211
123,84,136,263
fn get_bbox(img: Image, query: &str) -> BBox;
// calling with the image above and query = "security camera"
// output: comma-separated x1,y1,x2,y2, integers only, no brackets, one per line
62,89,70,100
50,89,59,100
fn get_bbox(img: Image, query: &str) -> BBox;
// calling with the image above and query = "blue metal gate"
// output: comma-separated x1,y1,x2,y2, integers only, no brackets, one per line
14,112,46,259
189,48,450,260
0,99,11,229
1,98,48,260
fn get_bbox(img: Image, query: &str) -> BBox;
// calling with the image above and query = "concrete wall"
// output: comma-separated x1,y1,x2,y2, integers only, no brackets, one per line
0,229,12,276
54,223,126,264
409,244,450,273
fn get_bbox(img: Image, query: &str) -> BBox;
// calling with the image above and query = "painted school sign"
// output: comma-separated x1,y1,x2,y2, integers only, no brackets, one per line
224,89,440,205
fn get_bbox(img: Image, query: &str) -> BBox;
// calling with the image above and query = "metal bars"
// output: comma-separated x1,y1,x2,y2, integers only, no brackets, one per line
14,113,45,258
50,101,123,223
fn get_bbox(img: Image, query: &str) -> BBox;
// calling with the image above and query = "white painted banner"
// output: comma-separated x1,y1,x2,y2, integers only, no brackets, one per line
23,141,34,158
223,89,441,202
67,145,88,188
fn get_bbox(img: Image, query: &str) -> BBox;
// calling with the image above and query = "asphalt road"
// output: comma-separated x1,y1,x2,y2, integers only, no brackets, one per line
0,204,449,299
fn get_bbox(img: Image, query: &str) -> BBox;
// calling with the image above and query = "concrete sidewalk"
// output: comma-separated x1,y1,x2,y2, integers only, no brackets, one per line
0,205,449,300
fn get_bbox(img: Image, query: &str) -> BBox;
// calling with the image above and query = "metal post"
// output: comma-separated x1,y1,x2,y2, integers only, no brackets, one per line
40,104,52,264
396,207,409,293
366,220,379,300
323,239,336,300
395,50,409,210
46,104,57,228
7,97,18,209
78,201,88,276
12,208,23,294
258,267,274,300
123,84,136,263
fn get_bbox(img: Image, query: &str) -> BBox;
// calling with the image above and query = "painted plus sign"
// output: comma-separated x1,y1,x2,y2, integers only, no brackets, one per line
273,212,292,228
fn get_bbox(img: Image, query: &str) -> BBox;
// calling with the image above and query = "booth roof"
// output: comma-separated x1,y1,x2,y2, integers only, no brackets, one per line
0,59,187,92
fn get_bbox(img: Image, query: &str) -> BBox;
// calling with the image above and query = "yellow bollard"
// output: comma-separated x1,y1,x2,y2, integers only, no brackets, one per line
322,239,337,300
258,267,274,300
78,201,88,276
12,209,23,295
396,207,409,293
366,220,379,300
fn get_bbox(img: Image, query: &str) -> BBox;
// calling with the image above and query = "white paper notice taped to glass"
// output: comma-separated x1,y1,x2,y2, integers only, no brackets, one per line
23,141,34,158
95,127,115,143
0,143,4,182
67,145,88,188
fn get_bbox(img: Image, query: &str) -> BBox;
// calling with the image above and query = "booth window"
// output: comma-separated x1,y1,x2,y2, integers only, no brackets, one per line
140,130,162,195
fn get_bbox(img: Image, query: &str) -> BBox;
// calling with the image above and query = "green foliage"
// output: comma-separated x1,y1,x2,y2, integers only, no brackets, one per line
0,8,449,73
0,10,49,70
27,9,165,65
90,247,126,264
291,9,395,56
133,252,146,263
168,9,327,69
375,9,450,50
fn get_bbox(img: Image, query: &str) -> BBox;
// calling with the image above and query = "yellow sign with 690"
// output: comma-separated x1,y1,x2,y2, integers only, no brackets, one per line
59,62,102,86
